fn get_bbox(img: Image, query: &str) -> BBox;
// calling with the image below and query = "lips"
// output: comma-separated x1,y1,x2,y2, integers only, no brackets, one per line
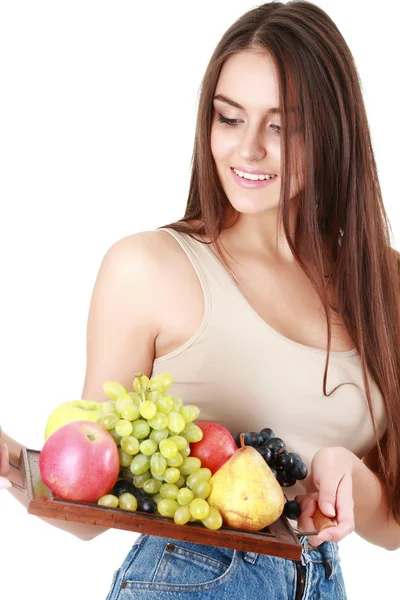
230,167,278,189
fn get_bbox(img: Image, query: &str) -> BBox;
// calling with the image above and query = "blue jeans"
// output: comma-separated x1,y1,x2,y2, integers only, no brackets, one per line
105,533,348,599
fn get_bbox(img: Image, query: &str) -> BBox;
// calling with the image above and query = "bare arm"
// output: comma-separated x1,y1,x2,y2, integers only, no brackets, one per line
1,232,163,541
80,232,161,404
352,451,399,551
355,435,400,551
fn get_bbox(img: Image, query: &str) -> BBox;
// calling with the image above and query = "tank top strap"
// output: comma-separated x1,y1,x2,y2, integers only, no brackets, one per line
156,226,237,306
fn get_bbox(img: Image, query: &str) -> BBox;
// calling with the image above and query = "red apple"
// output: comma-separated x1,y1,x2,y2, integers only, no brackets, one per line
189,421,238,474
39,420,120,503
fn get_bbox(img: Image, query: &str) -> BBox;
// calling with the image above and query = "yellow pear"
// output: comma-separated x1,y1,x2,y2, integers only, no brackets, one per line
207,433,285,531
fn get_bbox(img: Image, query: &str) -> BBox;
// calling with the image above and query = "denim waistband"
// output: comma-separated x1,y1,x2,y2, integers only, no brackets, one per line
242,535,340,580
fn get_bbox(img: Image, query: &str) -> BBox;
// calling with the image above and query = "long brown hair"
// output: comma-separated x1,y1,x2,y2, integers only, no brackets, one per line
161,1,400,523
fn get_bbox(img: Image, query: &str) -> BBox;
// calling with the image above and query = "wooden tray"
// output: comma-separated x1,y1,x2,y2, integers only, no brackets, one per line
18,447,304,560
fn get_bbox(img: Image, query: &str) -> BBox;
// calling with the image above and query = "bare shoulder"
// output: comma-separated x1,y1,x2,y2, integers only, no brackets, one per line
81,229,195,402
106,228,201,282
81,231,181,402
96,230,188,294
104,229,174,263
104,229,185,270
90,228,188,335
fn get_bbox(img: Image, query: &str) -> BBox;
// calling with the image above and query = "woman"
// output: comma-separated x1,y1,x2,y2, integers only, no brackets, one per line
2,1,399,598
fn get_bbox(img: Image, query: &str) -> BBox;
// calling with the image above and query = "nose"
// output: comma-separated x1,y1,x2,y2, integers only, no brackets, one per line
238,125,267,163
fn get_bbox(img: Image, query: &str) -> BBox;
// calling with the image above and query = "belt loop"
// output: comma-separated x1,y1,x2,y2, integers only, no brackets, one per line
298,536,312,567
299,536,312,554
242,551,258,565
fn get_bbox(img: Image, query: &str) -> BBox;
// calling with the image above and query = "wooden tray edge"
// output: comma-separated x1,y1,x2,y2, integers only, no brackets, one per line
23,447,303,560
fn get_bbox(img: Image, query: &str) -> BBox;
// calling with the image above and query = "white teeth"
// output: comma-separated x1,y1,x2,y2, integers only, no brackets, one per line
233,168,277,181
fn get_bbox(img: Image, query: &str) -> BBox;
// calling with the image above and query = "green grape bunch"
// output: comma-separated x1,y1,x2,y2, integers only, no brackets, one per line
96,372,223,531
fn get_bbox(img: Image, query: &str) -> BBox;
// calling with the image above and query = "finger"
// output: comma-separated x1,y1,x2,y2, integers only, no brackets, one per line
295,491,318,505
296,494,318,535
0,476,12,490
318,473,354,543
317,481,338,518
0,443,10,477
294,492,318,519
294,492,318,515
294,493,329,547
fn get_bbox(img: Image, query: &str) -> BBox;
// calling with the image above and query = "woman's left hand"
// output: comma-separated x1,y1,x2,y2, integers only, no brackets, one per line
294,446,355,547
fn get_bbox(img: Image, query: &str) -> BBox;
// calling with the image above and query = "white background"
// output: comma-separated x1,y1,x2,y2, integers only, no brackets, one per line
0,1,398,598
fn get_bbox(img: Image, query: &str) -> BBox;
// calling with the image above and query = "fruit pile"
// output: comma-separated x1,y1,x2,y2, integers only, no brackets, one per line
40,372,307,531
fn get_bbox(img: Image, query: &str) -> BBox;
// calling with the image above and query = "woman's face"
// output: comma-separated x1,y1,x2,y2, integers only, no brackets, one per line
210,49,302,217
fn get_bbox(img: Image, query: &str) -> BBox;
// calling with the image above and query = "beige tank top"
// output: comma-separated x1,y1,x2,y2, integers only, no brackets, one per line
151,227,387,503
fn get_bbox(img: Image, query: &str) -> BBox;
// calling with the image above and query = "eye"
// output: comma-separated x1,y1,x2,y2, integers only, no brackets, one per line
271,125,281,136
216,114,240,127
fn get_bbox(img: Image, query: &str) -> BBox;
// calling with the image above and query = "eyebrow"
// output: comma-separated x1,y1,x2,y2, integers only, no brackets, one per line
213,93,296,114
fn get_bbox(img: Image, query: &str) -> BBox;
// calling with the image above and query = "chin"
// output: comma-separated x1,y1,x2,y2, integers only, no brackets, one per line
226,194,281,215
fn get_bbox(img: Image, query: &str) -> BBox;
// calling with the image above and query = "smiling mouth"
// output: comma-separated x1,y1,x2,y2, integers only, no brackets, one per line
231,167,278,181
230,167,278,188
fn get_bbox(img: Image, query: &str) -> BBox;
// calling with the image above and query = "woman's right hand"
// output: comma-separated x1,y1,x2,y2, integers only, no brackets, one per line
0,426,12,490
